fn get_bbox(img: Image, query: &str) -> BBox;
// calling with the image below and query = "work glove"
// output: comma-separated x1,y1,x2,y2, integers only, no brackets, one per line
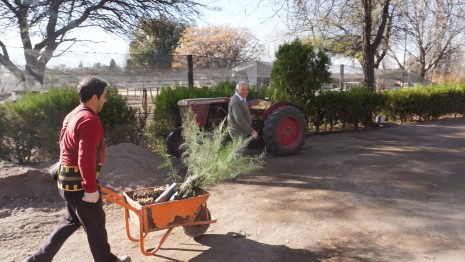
82,191,100,203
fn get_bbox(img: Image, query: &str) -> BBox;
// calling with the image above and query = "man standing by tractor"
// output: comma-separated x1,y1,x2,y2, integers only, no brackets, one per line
227,81,258,140
27,77,130,262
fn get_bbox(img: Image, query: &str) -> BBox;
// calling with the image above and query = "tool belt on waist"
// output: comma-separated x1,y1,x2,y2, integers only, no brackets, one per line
57,165,101,192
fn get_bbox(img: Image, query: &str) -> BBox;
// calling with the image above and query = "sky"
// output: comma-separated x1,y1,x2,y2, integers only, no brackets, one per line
198,0,292,60
2,0,293,68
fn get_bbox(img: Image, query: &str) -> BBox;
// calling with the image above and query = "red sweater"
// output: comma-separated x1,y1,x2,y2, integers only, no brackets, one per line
60,105,106,193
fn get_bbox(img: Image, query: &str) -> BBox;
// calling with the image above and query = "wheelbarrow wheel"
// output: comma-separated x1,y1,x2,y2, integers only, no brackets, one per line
183,206,211,238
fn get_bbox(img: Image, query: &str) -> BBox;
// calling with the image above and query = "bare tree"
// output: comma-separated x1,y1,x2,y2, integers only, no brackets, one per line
390,0,465,79
0,0,203,87
173,25,264,68
284,0,392,90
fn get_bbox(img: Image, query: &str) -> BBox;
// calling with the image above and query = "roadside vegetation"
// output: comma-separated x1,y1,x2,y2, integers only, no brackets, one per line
0,87,139,163
2,81,464,163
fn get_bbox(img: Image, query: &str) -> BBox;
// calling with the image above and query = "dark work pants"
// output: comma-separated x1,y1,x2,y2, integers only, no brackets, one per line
26,188,117,262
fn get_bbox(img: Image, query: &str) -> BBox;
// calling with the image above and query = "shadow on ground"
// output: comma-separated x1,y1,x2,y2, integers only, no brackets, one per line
152,232,413,262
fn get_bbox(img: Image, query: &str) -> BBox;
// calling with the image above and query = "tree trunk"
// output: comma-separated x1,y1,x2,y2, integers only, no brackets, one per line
419,47,427,78
363,48,376,90
362,0,376,91
24,48,47,87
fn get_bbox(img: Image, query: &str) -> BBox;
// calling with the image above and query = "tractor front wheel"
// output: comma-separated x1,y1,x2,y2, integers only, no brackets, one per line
166,127,183,157
262,106,306,156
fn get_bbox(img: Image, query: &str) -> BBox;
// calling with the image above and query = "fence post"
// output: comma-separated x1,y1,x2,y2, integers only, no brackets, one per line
339,64,344,91
142,88,148,113
187,55,193,90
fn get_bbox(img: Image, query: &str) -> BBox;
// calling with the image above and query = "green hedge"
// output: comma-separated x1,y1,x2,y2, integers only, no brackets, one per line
0,106,8,158
148,83,465,137
307,84,465,131
308,87,387,131
0,87,137,163
385,84,465,122
146,81,269,142
99,88,138,145
2,82,464,162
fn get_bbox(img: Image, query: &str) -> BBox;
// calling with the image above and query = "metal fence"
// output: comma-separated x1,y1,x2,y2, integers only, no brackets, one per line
0,50,435,111
0,52,272,92
0,52,273,113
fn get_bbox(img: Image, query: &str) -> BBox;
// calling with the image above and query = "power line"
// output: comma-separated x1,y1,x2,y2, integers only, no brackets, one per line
3,45,129,56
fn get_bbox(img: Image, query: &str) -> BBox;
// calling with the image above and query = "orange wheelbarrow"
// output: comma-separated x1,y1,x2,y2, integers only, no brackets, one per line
101,185,217,256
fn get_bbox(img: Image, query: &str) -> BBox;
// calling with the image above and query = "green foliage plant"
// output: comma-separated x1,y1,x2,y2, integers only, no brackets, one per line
270,39,331,113
0,106,8,158
99,87,138,145
345,87,387,127
307,87,387,131
128,16,187,68
1,86,137,163
175,109,264,198
1,88,78,162
383,84,465,122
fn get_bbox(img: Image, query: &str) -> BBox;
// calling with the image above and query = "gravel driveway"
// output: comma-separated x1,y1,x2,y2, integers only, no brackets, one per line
2,118,465,261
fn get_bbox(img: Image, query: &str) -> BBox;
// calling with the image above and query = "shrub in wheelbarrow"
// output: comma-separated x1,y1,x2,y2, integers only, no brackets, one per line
132,108,264,236
176,109,264,198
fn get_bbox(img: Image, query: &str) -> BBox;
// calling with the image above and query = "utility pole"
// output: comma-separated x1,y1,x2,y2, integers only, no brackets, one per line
340,64,345,91
402,30,408,88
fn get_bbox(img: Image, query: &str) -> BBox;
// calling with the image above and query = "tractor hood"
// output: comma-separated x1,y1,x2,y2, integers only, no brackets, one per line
177,97,229,106
247,99,272,110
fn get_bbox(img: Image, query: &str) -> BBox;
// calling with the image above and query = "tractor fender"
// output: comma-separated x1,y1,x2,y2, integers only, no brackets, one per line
262,101,304,120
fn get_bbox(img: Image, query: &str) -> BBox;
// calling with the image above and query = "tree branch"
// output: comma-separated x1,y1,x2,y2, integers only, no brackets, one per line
0,0,18,16
372,0,391,49
0,40,25,82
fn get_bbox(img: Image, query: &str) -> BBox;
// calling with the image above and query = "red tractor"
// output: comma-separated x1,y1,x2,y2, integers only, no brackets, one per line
166,97,307,157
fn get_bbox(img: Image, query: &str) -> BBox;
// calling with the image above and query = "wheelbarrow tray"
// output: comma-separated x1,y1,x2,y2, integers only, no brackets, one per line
123,187,210,233
101,185,216,256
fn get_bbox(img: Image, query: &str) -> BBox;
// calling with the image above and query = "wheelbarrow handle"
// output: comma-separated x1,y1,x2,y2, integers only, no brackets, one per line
101,186,138,213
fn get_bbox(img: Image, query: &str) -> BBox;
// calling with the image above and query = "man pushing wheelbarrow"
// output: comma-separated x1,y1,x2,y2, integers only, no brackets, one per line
27,77,131,262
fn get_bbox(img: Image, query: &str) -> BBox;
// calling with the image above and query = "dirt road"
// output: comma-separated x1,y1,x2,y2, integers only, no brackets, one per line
1,118,465,261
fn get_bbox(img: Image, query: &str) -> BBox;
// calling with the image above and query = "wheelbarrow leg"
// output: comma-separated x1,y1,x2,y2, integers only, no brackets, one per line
140,227,174,256
101,186,141,242
124,208,139,242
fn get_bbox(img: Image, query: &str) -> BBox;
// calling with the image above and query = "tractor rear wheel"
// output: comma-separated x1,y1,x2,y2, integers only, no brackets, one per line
166,127,183,157
183,206,211,238
262,106,306,156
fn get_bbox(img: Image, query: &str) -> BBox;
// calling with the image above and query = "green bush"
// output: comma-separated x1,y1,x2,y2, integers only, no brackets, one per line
99,88,138,145
308,84,465,130
384,89,410,123
270,39,331,111
0,106,8,158
0,87,137,163
346,87,387,127
146,82,459,138
308,87,387,131
2,81,464,163
175,109,264,198
1,89,78,162
383,84,465,122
